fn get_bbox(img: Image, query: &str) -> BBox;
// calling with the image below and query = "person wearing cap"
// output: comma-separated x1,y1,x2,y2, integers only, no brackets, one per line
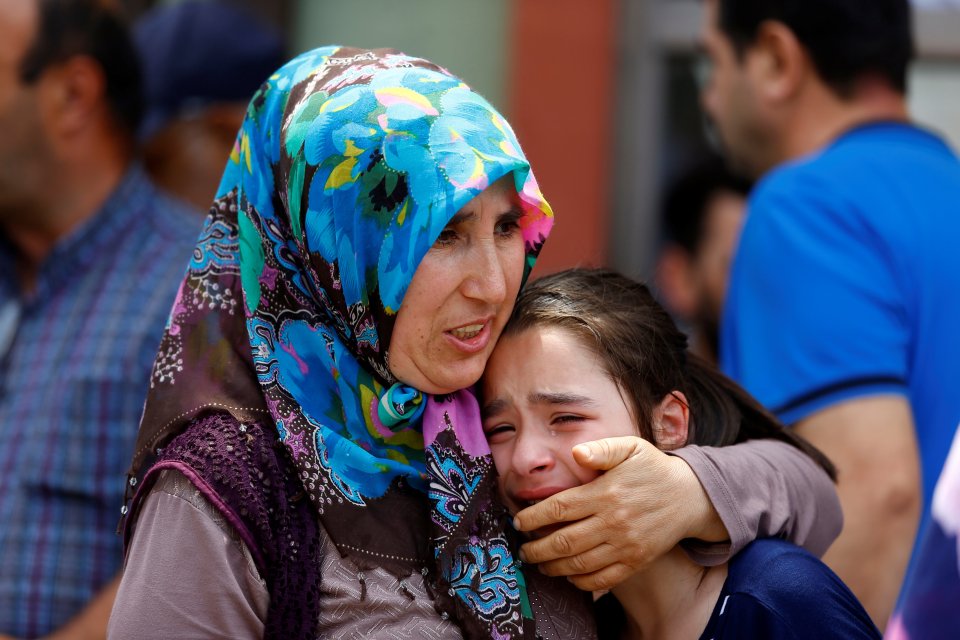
0,1,197,637
135,0,285,211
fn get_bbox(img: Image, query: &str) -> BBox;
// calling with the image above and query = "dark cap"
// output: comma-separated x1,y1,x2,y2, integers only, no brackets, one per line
135,0,285,138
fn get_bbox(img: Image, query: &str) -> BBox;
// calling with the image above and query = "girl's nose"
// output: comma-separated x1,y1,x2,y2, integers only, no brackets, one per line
513,430,556,476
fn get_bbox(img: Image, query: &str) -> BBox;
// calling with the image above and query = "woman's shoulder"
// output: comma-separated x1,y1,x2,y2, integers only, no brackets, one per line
136,411,317,568
128,411,325,637
164,411,281,466
707,538,879,639
109,467,270,638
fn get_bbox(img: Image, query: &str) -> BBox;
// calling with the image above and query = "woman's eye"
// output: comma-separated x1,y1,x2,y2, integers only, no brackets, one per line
495,218,520,238
551,414,585,425
435,228,459,246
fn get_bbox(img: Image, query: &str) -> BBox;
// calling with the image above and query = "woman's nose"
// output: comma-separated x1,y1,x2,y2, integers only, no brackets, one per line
460,240,508,304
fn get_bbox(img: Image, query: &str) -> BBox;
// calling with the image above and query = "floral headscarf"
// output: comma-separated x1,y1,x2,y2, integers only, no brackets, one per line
126,46,553,637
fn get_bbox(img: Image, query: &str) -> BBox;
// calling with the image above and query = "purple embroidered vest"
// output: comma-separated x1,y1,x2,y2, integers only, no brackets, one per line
125,412,323,638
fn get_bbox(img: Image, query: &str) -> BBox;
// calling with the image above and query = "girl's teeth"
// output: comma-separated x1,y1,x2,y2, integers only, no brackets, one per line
451,324,483,340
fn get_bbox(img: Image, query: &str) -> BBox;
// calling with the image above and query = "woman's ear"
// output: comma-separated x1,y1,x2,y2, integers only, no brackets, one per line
653,391,690,451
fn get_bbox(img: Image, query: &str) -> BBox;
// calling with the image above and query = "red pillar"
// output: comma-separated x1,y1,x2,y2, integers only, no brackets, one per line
507,0,617,274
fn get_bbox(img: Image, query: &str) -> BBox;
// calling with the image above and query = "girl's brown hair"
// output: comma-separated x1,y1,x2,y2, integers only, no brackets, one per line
505,268,835,479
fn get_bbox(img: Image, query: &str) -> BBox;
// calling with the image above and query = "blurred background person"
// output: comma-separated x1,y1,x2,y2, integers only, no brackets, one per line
0,0,197,637
102,0,960,282
134,0,285,211
887,423,960,640
655,155,750,366
700,0,960,628
1,0,958,631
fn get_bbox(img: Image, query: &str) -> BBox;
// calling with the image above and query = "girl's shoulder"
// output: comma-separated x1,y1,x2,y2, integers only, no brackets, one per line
700,538,880,640
727,537,820,584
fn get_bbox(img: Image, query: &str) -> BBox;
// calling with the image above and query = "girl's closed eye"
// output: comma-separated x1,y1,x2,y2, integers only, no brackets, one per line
484,423,515,442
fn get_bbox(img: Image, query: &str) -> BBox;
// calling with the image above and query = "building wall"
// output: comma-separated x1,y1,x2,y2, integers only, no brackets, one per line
507,0,617,275
292,0,510,112
290,0,615,275
146,1,960,282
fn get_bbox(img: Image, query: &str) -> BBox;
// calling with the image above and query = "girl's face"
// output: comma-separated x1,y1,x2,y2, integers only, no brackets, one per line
481,325,638,516
390,176,527,394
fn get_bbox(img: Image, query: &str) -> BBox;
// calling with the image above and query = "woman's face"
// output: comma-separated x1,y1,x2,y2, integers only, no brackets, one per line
481,325,638,516
390,176,527,394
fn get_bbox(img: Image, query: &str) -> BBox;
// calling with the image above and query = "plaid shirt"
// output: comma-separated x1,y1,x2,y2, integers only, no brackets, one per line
0,167,199,637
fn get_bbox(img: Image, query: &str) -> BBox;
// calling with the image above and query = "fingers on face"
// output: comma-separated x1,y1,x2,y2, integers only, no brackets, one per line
577,436,647,471
534,542,624,578
567,563,636,592
514,487,589,531
519,517,604,563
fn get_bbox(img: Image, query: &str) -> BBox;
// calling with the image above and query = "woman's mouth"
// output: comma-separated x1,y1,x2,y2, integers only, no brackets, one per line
450,323,484,340
444,319,492,353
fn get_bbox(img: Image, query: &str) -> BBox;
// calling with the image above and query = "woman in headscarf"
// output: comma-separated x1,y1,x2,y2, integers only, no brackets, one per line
110,45,593,639
108,47,840,638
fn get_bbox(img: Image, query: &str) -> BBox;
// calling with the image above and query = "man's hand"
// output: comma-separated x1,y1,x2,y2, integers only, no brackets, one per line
514,436,726,591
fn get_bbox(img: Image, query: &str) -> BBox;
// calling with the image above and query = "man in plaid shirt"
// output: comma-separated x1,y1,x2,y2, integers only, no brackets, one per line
0,1,199,636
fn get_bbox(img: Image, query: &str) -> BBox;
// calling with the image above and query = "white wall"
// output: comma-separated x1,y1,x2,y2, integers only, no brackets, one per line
910,61,960,150
291,0,510,112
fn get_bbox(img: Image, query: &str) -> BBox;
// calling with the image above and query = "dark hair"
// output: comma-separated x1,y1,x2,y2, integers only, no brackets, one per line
19,0,143,136
662,155,751,255
506,268,836,479
717,0,913,96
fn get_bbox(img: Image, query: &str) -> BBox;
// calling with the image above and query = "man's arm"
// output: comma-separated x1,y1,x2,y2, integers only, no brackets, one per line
794,395,921,630
0,575,120,640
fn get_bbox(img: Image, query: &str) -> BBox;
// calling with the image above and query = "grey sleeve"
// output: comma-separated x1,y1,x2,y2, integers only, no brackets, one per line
670,439,843,566
108,470,269,639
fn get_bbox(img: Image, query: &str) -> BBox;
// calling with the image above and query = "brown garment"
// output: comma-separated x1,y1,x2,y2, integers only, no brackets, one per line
109,439,840,637
109,470,268,639
109,469,597,639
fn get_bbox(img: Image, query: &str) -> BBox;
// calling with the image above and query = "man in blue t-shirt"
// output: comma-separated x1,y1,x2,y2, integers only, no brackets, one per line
699,0,960,629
